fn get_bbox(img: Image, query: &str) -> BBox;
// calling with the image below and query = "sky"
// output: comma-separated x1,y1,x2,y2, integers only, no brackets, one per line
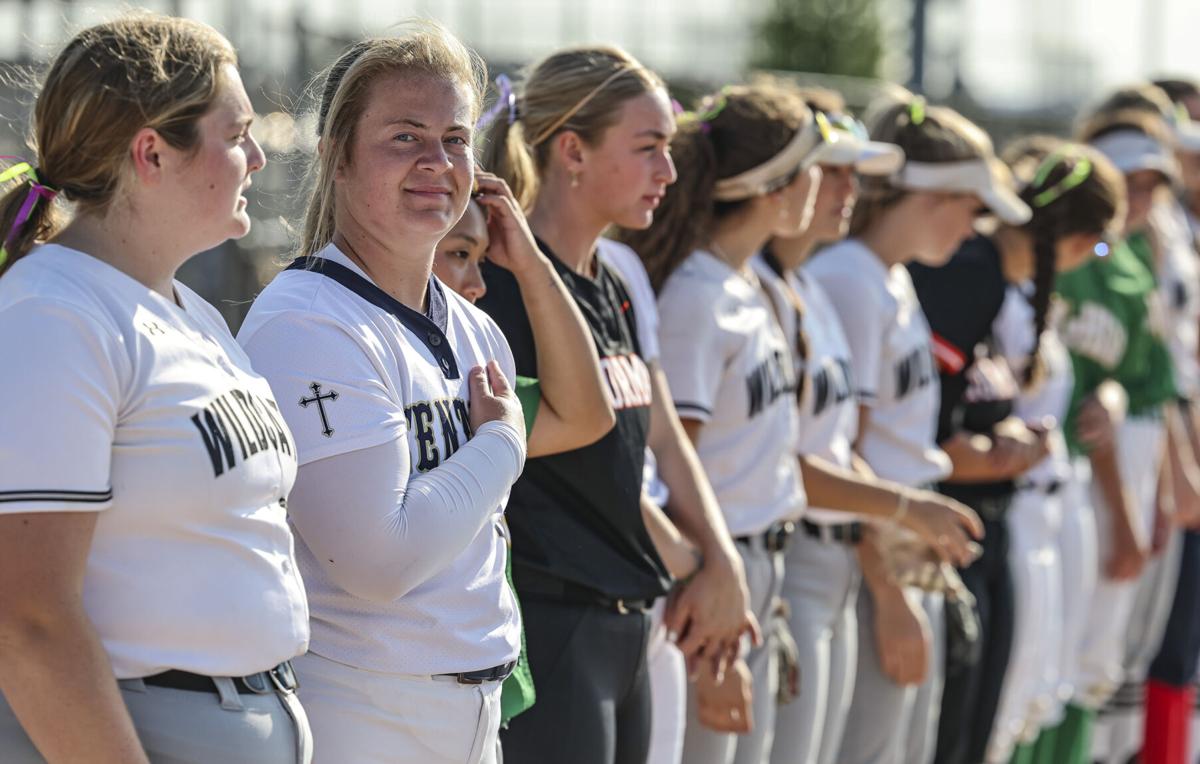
2,0,1200,112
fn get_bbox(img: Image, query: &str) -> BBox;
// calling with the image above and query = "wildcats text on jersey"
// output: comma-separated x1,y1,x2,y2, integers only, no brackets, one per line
601,353,653,410
747,349,796,417
810,357,854,417
191,389,293,478
405,397,473,472
895,345,937,399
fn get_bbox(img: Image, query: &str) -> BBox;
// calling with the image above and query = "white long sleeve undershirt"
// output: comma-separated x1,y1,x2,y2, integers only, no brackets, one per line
286,419,525,603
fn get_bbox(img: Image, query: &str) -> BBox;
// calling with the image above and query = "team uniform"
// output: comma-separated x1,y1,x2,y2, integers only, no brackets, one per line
753,251,863,764
988,285,1076,761
599,238,688,764
656,248,806,764
1053,237,1178,760
0,244,311,763
479,239,670,764
239,244,525,764
807,238,952,764
910,235,1021,764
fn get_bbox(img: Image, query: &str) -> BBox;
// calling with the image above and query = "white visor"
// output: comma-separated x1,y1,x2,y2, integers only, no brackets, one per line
891,158,1032,225
712,118,825,201
1091,130,1180,183
810,135,905,176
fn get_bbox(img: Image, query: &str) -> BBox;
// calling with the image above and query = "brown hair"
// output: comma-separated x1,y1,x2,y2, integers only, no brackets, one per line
1076,107,1172,146
849,93,992,236
0,13,235,276
794,85,847,117
1002,135,1125,385
301,22,487,256
617,82,810,291
482,45,663,211
1153,77,1200,106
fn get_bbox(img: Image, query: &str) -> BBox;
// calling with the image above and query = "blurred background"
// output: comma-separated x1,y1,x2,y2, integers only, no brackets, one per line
1,0,1197,329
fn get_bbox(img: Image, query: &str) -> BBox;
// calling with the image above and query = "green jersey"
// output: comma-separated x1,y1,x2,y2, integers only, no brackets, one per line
1056,239,1176,454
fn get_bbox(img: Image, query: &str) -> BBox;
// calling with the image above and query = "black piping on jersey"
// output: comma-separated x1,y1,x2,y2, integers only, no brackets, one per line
287,256,459,379
0,488,113,503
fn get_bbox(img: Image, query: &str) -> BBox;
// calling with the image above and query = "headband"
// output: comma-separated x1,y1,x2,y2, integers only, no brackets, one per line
530,66,644,147
712,117,824,201
891,158,1032,224
0,158,58,269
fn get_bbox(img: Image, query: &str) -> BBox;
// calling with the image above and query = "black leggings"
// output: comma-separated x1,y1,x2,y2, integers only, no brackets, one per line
1149,529,1200,687
935,513,1014,764
500,597,653,764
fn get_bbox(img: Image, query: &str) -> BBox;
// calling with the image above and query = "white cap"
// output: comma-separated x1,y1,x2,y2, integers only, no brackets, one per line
1091,129,1181,182
891,158,1032,225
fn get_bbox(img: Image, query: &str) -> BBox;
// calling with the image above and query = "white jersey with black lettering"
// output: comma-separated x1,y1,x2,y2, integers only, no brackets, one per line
806,239,951,487
1149,199,1200,399
0,243,307,679
657,249,805,537
238,243,519,675
752,254,860,524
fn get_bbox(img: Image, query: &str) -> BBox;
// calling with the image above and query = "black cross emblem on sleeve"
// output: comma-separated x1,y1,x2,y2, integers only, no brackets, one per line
299,382,339,437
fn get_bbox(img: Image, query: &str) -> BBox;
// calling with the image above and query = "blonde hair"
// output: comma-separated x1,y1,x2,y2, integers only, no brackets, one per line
481,45,663,210
0,13,235,276
850,92,992,236
300,22,487,257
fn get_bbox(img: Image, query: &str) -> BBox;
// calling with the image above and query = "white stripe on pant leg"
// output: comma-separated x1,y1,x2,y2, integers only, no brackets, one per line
293,651,500,764
647,600,687,764
1054,462,1099,724
1074,418,1166,708
769,531,860,764
902,592,945,764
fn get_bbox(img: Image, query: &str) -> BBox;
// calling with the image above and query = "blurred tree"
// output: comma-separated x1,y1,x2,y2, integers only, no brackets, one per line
752,0,884,78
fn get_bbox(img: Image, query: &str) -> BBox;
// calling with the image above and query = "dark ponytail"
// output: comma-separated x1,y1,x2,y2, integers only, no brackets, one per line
1023,234,1057,385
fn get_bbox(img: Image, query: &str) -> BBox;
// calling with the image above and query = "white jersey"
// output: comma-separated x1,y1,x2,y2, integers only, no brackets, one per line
0,244,307,679
657,249,805,536
751,254,860,524
239,243,519,675
598,239,669,508
806,239,951,487
1148,200,1200,399
993,285,1073,485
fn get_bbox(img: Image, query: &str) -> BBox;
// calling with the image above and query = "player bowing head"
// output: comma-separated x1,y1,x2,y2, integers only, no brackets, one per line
240,23,528,764
0,13,311,763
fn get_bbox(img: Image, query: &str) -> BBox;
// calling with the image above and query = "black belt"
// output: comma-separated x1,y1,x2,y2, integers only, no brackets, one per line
435,660,517,685
802,519,863,545
1016,478,1063,496
515,568,654,614
142,660,298,695
735,520,796,553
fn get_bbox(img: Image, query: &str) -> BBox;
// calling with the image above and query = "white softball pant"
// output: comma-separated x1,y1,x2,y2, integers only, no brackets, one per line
292,651,502,764
769,527,860,764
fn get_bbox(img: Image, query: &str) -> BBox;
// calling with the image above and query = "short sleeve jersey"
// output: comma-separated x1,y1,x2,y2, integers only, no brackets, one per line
752,252,859,524
806,239,952,487
657,249,806,536
598,238,669,509
0,244,307,679
1057,238,1178,454
910,236,1017,503
477,240,669,601
238,243,519,674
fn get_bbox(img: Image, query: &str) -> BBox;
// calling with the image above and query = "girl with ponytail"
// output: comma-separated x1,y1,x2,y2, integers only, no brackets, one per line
802,92,1032,764
474,46,758,764
913,137,1125,764
0,14,311,762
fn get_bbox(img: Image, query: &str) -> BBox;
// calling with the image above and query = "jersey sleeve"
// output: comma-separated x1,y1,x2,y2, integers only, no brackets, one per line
477,263,538,378
239,311,407,466
656,278,727,422
0,299,122,512
598,241,661,362
809,265,889,405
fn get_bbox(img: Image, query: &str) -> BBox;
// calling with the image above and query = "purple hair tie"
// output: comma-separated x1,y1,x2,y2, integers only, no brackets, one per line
475,74,517,132
0,156,58,269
